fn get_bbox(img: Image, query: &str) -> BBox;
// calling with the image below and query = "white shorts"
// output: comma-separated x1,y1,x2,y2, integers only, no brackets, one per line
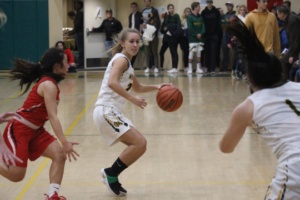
93,105,134,146
189,42,204,53
264,156,300,200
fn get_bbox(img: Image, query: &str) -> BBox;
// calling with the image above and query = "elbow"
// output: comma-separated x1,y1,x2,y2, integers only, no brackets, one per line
107,81,117,90
219,143,234,154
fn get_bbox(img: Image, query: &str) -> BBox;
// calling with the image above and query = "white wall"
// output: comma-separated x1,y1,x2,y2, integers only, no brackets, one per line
48,0,63,47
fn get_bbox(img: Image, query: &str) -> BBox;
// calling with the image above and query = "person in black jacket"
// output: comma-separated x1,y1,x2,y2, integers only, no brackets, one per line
128,2,143,66
93,9,123,57
159,4,182,73
277,5,300,80
201,0,221,74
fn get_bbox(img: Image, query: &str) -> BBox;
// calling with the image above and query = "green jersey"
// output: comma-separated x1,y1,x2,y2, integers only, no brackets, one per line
187,13,205,43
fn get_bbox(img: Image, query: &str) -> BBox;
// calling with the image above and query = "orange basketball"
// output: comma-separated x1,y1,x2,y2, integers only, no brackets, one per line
156,85,183,112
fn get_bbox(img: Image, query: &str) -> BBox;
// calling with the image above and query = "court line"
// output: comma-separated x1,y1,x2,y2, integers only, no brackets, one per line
15,93,98,200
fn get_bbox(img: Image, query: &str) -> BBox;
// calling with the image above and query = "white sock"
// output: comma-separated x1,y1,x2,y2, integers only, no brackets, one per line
197,62,201,70
48,183,60,197
188,63,192,71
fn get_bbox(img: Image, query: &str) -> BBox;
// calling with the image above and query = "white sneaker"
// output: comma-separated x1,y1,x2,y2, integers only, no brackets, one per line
144,68,150,73
154,67,159,73
196,68,203,74
187,69,193,74
167,68,178,73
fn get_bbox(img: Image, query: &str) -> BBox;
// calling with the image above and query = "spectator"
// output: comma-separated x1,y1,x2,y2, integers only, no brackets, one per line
217,8,225,71
159,4,182,73
245,0,280,58
93,9,123,57
142,0,161,73
181,7,191,72
55,41,77,73
66,1,84,69
236,4,248,23
233,5,248,79
128,2,143,66
187,2,205,74
201,0,221,74
277,5,300,80
220,1,236,73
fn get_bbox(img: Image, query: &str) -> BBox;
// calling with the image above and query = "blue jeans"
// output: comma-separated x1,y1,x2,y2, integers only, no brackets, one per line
105,40,114,58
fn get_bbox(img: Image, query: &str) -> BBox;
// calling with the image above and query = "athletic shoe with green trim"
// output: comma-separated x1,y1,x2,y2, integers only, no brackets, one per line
100,168,127,196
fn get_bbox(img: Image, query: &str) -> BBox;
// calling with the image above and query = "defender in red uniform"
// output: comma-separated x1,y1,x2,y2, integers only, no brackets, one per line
0,48,79,200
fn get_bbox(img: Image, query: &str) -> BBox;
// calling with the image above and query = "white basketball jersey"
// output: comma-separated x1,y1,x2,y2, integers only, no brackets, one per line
248,82,300,163
95,53,134,111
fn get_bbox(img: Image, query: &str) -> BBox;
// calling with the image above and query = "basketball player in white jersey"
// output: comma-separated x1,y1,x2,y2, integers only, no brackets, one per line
93,28,170,196
219,18,300,199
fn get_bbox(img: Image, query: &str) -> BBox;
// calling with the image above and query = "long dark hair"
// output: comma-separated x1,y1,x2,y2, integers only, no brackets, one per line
10,48,65,95
55,41,66,50
226,17,284,90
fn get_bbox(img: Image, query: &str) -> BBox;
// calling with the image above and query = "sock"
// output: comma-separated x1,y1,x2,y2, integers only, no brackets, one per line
48,183,60,197
197,62,201,70
105,158,128,177
188,63,192,71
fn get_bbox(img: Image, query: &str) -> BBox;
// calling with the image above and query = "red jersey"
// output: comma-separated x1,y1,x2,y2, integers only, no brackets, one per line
16,76,60,126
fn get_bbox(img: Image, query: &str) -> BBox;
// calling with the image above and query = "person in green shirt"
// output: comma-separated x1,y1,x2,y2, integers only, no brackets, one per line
187,2,206,74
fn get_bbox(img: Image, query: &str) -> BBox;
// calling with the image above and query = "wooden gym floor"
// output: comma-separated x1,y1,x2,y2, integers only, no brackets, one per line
0,70,276,200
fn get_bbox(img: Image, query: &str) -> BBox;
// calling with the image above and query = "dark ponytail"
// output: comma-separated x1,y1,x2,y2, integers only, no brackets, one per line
226,17,284,89
10,48,65,95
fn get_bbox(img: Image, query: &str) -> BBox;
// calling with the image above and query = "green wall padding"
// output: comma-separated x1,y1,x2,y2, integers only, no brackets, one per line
0,0,49,70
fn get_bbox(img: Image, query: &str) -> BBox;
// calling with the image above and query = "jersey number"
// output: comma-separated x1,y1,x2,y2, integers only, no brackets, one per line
285,99,300,116
126,83,132,91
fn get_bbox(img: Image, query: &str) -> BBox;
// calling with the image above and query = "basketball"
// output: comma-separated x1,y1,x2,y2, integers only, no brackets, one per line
156,85,183,112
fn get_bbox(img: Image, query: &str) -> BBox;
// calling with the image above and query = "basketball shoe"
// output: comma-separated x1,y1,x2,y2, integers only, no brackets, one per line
101,168,127,196
44,192,66,200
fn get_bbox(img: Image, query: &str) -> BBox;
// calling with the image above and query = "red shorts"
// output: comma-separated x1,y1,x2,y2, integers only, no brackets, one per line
3,119,56,167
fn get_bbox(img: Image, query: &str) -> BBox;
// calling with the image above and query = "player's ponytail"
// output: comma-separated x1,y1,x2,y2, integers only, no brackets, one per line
10,48,65,95
226,17,284,90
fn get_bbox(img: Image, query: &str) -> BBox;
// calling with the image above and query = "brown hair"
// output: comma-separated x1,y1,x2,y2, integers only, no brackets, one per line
107,28,140,57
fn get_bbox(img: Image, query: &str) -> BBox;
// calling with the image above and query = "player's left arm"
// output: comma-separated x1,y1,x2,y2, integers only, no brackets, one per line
219,98,253,153
39,81,79,161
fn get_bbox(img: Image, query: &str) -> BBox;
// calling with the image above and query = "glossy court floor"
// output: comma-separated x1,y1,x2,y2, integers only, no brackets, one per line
0,70,276,200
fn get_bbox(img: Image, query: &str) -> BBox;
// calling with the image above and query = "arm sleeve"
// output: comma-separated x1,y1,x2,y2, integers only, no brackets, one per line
116,20,123,33
287,17,300,59
129,14,132,28
160,15,168,34
93,20,105,32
